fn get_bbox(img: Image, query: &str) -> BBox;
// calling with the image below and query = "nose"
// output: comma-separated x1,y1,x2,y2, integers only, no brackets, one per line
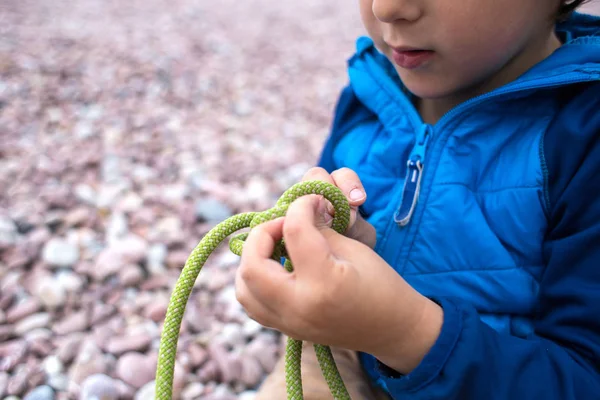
372,0,422,23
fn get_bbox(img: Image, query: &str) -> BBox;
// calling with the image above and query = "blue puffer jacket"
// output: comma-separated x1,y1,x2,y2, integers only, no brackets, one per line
317,12,600,400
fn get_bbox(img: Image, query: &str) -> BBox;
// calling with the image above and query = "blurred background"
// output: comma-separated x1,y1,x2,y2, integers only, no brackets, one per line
0,0,364,399
1,1,599,399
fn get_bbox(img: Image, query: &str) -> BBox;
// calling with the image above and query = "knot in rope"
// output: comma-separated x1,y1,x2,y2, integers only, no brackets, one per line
155,180,354,399
229,180,351,271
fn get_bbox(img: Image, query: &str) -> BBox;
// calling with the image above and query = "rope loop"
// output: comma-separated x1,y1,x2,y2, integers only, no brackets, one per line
155,180,353,399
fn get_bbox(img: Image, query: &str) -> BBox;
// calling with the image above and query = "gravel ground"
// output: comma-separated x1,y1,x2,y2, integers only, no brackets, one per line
581,0,600,14
0,0,363,399
1,1,598,399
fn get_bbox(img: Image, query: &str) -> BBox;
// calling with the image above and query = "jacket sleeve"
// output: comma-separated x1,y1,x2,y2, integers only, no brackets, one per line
373,83,600,399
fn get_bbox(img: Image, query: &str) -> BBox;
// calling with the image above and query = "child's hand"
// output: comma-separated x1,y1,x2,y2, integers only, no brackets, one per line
301,167,377,248
235,194,443,374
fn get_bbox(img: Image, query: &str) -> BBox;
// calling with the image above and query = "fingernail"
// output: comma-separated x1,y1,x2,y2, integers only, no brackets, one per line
326,201,335,215
323,212,333,224
349,188,365,201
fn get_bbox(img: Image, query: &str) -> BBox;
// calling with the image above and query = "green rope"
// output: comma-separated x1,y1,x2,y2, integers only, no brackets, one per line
155,180,352,399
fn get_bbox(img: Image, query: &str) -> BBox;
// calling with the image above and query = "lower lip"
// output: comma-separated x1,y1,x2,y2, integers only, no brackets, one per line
391,50,434,69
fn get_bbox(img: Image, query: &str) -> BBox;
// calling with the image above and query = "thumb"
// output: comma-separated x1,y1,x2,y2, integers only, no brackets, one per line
315,195,334,229
347,212,377,249
283,195,333,276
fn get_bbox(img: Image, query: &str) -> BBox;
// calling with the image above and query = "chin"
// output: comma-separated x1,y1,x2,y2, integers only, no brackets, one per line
401,79,458,100
391,66,454,98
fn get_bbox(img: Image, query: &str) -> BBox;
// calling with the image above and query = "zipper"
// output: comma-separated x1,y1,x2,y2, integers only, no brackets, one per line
394,124,432,226
392,73,596,228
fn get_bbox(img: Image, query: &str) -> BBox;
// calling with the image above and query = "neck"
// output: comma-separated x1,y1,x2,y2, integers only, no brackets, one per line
418,31,562,125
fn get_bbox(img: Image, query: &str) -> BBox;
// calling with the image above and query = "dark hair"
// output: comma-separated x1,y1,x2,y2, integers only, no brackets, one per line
557,0,589,20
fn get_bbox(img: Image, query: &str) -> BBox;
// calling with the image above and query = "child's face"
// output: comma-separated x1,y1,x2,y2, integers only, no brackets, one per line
359,0,562,101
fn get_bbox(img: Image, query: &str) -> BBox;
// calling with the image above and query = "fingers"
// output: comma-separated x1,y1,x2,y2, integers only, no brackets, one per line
331,168,366,233
235,269,277,328
314,193,334,228
301,167,335,185
302,167,366,206
238,217,291,312
243,217,286,263
302,167,336,227
301,167,367,233
283,195,332,278
348,212,377,249
330,167,367,207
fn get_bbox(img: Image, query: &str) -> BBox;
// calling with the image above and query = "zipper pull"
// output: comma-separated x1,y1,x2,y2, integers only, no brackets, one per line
394,125,431,226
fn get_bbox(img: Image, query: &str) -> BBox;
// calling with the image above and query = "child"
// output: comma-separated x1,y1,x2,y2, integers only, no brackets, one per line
235,0,600,398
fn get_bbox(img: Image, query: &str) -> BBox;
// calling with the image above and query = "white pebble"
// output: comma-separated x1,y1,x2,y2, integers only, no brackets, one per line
239,390,258,400
106,212,128,244
74,184,97,206
47,374,69,391
147,243,167,275
42,238,79,268
35,279,67,309
81,374,119,400
118,192,143,212
181,382,205,399
24,328,52,341
55,270,85,292
42,355,64,375
134,380,155,400
243,319,263,337
220,323,244,348
15,313,51,336
23,385,55,400
0,216,18,247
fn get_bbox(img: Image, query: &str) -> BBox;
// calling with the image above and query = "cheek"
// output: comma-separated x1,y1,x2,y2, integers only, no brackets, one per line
396,27,526,98
358,0,373,28
433,6,534,82
441,0,544,59
359,0,386,48
448,31,518,76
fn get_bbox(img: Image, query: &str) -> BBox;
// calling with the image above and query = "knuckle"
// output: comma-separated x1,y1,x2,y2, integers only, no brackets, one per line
240,268,253,284
235,286,248,309
253,223,275,246
335,166,356,177
235,289,246,307
283,217,302,239
332,167,362,187
247,312,262,325
335,166,354,175
250,223,266,238
302,167,329,181
238,260,254,283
